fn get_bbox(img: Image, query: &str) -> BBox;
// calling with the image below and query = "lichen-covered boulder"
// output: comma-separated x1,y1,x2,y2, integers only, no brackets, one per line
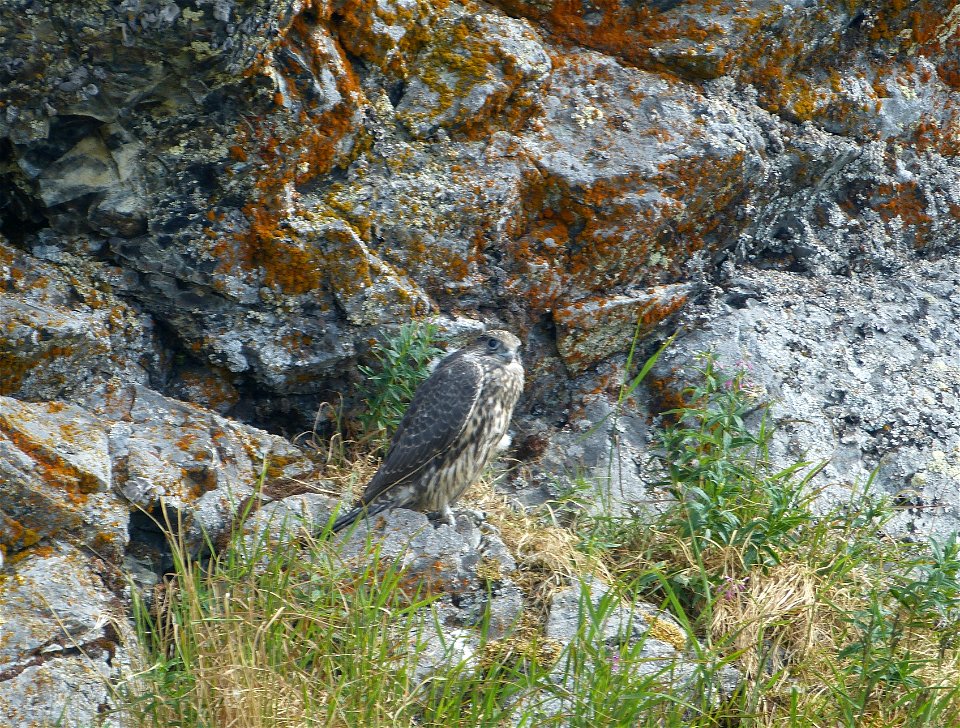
0,397,127,558
0,239,157,403
649,260,960,540
0,542,136,728
334,508,525,640
99,381,316,551
395,11,551,139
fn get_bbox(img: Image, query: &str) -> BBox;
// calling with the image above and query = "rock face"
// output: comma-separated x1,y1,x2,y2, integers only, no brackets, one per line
0,542,135,727
3,1,957,419
651,259,960,538
2,0,959,723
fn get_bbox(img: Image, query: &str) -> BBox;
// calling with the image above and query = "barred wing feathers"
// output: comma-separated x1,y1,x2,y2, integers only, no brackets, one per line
356,351,483,505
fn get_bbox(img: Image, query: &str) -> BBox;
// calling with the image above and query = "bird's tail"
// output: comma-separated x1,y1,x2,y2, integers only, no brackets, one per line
330,498,394,534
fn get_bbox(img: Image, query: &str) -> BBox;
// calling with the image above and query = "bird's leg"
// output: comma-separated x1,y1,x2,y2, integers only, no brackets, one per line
439,504,457,527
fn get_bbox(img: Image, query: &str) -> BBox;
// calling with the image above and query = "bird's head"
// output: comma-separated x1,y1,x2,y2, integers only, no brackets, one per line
474,329,522,364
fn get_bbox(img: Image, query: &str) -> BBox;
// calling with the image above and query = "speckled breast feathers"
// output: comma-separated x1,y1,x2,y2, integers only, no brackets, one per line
332,329,524,532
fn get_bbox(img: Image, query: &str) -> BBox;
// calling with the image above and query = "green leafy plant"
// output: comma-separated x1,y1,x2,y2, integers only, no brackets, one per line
357,321,443,451
655,353,821,573
838,533,960,710
889,533,960,636
548,581,691,727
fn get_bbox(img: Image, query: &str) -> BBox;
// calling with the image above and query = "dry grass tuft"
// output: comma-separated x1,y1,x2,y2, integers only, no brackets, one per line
475,611,564,673
463,476,606,615
710,561,822,679
137,552,315,727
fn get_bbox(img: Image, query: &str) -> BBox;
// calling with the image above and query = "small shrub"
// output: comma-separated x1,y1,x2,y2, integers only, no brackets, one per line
654,353,819,574
357,321,443,451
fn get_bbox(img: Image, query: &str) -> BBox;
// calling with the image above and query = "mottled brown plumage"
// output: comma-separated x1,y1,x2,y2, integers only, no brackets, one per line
332,329,524,532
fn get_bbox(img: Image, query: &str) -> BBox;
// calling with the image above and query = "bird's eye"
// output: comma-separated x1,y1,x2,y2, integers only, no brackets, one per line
486,337,499,351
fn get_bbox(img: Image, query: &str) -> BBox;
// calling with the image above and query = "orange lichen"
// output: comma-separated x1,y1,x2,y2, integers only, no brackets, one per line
0,419,102,514
937,58,960,90
395,14,546,139
873,181,934,247
90,532,121,555
554,290,688,373
494,0,727,79
498,136,749,317
0,352,29,395
1,518,42,551
177,368,239,411
27,543,53,558
333,0,450,78
280,331,314,350
0,340,91,396
317,224,373,298
647,372,686,422
913,113,960,156
209,2,369,296
653,150,748,266
176,433,197,451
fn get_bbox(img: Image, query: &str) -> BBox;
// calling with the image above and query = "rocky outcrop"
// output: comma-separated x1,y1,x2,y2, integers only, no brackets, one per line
3,1,957,416
0,542,135,727
334,508,525,640
651,258,960,539
2,0,959,723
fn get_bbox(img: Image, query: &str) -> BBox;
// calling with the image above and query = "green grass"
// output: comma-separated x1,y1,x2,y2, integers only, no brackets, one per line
566,353,960,727
118,348,960,727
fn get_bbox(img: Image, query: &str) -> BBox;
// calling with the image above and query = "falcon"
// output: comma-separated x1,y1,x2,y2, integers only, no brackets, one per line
332,329,524,532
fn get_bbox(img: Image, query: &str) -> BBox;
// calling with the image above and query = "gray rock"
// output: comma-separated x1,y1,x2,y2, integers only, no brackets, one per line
405,603,480,684
0,239,157,404
546,578,687,663
35,124,147,236
554,283,695,373
307,507,528,685
5,0,955,433
0,397,129,558
98,382,316,553
240,489,338,558
396,10,551,138
334,508,524,636
0,542,135,728
289,216,432,326
520,577,735,725
0,658,130,728
531,394,661,522
651,258,960,539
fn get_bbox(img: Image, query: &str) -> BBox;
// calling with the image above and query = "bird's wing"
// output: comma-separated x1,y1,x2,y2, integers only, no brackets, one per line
358,352,483,504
